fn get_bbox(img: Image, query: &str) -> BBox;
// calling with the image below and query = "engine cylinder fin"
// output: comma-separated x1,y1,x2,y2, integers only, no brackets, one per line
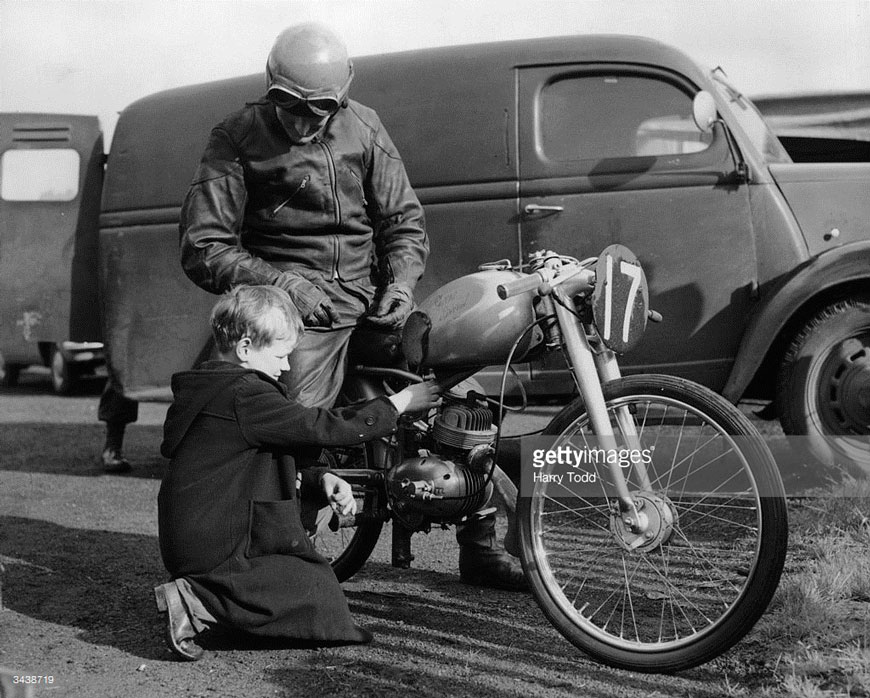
434,401,497,450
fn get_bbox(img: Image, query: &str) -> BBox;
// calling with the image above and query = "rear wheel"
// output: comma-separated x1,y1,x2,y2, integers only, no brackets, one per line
313,495,383,583
518,375,787,672
777,296,870,473
310,441,387,582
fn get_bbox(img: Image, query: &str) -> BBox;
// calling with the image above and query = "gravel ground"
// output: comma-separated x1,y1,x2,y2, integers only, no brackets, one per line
0,369,786,697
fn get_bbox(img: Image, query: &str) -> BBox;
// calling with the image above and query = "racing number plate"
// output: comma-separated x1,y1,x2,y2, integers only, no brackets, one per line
591,245,649,354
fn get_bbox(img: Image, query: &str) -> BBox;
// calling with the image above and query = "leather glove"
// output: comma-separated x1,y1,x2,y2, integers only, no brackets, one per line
366,283,414,328
278,274,338,328
304,297,338,328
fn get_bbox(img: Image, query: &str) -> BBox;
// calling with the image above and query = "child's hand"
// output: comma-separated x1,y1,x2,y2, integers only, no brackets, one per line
391,380,441,414
321,472,357,516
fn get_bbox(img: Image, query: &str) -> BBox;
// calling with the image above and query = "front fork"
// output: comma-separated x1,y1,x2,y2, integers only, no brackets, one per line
550,288,652,530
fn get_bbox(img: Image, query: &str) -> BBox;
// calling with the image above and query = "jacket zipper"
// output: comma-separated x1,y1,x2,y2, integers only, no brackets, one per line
320,140,341,280
270,174,310,218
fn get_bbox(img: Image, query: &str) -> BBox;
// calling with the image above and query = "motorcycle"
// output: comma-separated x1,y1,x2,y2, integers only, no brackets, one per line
315,244,787,673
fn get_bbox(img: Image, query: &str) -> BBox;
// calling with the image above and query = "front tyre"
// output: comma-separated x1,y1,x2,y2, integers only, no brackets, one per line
518,375,787,672
777,296,870,473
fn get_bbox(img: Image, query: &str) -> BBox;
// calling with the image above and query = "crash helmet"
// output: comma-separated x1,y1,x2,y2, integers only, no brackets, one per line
265,23,354,117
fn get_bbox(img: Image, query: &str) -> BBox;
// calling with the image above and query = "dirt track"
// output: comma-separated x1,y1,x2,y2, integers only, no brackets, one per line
1,370,769,697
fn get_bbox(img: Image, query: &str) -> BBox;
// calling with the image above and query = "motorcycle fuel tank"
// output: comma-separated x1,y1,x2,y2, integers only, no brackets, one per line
403,270,537,369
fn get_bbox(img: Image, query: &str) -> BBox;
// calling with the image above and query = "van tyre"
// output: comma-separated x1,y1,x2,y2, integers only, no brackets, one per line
777,296,870,473
1,363,22,388
50,345,78,395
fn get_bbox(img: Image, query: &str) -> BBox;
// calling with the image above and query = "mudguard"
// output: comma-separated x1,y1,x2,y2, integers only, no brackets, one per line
723,241,870,402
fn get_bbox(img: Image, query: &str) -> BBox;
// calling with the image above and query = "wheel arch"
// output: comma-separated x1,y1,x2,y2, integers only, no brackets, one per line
723,242,870,404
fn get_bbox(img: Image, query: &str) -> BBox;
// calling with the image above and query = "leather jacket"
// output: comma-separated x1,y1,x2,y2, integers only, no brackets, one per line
179,98,428,317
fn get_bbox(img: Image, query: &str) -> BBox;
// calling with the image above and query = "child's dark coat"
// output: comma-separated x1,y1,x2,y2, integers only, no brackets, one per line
158,360,397,643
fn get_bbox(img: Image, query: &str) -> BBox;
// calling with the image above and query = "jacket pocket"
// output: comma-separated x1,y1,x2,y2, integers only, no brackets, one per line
347,168,368,207
245,499,312,558
270,174,310,218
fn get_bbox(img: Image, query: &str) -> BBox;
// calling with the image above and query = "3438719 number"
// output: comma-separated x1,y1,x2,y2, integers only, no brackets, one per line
12,675,55,684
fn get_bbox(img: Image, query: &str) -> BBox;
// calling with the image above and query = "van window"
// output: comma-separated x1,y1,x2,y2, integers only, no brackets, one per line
539,74,712,161
1,148,80,201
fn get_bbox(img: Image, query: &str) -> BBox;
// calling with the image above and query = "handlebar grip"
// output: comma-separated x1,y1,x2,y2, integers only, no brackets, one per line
497,274,543,300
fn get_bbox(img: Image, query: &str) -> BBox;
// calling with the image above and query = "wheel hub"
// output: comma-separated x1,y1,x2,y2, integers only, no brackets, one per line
822,336,870,434
610,492,676,553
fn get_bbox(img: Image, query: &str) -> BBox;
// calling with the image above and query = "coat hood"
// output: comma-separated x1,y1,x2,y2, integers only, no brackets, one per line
160,361,285,458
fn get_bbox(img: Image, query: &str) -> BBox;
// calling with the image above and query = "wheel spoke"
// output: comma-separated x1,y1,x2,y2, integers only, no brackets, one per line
525,377,785,668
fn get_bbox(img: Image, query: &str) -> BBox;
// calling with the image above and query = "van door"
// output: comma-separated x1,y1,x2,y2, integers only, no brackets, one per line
0,114,104,373
517,65,757,391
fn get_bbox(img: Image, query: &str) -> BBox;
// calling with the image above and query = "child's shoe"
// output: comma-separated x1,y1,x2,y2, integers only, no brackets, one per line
154,582,204,661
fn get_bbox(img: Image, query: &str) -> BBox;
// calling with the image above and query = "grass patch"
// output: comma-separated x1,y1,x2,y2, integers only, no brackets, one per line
720,476,870,696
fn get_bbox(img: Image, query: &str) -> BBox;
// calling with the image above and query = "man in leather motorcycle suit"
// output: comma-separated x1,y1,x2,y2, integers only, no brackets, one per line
178,23,526,592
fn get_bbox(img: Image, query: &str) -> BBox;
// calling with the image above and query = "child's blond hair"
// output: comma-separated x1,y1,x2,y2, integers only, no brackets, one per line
210,285,304,353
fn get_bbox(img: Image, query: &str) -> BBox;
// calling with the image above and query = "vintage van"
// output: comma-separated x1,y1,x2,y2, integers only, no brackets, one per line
0,114,105,392
101,34,784,398
11,34,870,467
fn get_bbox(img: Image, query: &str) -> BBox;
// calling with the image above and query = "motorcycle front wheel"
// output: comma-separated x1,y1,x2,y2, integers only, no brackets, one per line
518,375,787,672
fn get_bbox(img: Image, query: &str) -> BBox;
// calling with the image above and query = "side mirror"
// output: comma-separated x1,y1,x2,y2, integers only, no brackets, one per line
692,91,717,132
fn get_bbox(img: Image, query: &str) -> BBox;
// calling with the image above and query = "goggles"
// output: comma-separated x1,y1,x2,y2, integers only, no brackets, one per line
267,64,354,118
268,88,341,117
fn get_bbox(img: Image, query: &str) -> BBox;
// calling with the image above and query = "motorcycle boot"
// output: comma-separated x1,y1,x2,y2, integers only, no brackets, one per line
456,511,528,592
100,421,131,473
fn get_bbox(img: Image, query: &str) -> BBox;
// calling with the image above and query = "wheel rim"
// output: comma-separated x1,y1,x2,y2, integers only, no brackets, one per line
530,395,763,652
814,330,870,438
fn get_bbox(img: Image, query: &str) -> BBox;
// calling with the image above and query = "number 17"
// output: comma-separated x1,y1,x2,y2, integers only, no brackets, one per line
603,255,642,344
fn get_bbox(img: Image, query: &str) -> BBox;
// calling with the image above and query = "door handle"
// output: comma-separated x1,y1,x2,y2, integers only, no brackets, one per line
524,204,564,214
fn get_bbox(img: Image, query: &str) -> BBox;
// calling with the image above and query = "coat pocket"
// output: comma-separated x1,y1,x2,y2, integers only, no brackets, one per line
346,168,368,207
270,174,311,218
245,499,312,558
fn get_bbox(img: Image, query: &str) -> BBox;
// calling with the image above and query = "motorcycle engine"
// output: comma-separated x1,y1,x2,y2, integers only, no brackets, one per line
388,391,497,522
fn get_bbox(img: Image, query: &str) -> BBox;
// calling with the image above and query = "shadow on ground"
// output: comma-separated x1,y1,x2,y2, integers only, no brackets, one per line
0,516,167,659
0,423,166,480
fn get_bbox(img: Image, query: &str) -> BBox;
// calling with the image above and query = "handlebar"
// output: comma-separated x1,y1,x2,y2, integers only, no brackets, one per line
497,274,545,300
495,249,664,355
497,267,596,300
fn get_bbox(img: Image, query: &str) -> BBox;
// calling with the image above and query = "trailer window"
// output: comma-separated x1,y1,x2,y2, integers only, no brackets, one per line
539,74,712,161
1,149,80,201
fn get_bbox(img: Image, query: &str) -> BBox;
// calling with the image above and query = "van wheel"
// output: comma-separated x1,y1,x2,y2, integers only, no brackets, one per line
51,345,78,395
776,296,870,473
1,363,22,388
